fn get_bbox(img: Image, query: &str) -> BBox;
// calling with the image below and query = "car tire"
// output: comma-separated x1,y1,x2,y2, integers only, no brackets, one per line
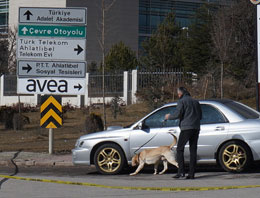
94,143,126,175
218,140,252,173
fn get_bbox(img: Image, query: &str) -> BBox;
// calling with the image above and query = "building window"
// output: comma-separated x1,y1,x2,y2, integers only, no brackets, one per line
0,0,9,34
138,0,225,51
139,0,201,34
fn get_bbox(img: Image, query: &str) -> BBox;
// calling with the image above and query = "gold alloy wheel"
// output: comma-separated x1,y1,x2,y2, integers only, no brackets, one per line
97,148,121,173
222,144,247,171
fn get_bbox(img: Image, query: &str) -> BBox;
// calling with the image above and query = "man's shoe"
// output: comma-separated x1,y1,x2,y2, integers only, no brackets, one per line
172,174,185,179
185,175,195,179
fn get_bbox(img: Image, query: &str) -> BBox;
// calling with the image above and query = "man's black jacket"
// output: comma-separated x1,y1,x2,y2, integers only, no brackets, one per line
169,93,202,130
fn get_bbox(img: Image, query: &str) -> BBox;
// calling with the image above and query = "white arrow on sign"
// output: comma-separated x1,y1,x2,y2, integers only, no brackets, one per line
21,27,28,34
17,77,86,95
17,38,86,61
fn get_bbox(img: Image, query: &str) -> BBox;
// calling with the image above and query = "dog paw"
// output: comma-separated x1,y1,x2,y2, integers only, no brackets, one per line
130,173,136,176
159,172,164,175
153,172,157,175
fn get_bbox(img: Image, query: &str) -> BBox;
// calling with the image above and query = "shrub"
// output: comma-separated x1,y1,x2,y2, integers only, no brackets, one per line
136,85,172,110
0,106,30,130
85,113,104,133
110,95,124,119
12,113,30,131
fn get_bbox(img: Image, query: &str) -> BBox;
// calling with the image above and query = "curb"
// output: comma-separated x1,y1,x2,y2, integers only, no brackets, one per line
0,152,73,167
0,159,73,167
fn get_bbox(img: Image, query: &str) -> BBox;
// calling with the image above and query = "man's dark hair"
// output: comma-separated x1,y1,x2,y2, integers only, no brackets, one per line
178,87,190,96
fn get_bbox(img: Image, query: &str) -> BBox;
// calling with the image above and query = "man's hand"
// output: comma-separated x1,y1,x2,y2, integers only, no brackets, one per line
165,114,171,120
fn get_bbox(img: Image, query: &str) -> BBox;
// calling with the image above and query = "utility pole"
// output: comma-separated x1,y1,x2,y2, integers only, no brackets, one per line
251,0,260,111
101,0,106,129
257,4,260,111
99,0,116,129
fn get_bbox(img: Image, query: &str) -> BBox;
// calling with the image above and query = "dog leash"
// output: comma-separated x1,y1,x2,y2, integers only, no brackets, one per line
134,133,158,154
134,120,168,154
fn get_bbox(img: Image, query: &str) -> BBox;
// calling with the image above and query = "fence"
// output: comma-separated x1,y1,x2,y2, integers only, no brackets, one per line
88,72,124,97
0,69,192,107
3,75,17,96
137,68,190,90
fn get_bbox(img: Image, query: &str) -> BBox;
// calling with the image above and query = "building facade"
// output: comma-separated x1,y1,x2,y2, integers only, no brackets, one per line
0,0,8,33
66,0,139,66
139,0,203,49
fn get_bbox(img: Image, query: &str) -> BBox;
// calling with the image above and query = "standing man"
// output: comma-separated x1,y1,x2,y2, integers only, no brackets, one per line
165,87,202,179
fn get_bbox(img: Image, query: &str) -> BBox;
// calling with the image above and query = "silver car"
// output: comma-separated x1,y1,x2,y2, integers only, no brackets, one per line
72,99,260,175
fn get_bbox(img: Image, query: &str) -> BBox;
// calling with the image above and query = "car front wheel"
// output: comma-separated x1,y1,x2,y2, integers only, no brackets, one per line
218,141,252,173
94,143,125,175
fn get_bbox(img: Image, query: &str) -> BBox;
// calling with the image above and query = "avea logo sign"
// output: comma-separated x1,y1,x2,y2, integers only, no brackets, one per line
251,0,260,4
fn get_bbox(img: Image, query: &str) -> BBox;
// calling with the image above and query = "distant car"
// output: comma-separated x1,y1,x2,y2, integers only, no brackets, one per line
72,99,260,175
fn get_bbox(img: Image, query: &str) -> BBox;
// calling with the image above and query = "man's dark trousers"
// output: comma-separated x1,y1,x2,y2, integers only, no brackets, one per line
177,129,200,176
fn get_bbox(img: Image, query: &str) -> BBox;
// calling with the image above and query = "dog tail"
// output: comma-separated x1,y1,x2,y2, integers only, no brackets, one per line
168,133,177,148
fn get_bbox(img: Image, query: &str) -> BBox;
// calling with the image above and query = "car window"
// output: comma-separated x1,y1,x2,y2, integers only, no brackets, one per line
224,101,260,119
144,106,179,128
201,104,227,124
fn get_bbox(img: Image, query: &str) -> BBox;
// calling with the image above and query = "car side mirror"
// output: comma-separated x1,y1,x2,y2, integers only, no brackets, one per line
136,122,143,130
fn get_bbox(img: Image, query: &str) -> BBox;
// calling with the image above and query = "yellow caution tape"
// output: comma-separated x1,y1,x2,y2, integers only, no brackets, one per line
1,174,260,192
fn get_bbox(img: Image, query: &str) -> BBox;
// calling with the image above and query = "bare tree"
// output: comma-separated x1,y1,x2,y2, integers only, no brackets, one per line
211,4,234,98
8,28,17,74
97,0,116,129
0,28,17,75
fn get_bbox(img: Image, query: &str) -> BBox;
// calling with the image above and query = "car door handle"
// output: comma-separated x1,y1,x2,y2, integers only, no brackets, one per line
168,129,177,133
215,126,225,131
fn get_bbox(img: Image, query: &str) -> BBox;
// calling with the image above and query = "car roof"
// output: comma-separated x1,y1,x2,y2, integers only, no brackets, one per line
200,98,233,103
163,98,234,107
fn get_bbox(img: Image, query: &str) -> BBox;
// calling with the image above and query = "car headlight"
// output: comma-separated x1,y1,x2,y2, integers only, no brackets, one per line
79,141,84,147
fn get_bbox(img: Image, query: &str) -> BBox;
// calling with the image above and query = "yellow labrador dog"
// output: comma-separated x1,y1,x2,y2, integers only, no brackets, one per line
130,133,178,176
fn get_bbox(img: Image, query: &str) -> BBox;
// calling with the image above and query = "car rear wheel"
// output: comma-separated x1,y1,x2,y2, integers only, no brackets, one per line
94,143,125,175
218,141,252,172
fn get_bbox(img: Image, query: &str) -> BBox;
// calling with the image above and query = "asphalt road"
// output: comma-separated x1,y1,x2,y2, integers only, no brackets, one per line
1,165,260,198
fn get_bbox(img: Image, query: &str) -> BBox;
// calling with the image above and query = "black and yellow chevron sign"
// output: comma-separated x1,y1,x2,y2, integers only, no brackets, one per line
40,95,62,128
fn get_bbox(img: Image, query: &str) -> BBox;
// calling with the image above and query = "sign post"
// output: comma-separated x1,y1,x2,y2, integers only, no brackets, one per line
17,7,87,154
251,1,260,111
49,128,54,154
257,4,260,112
40,95,62,154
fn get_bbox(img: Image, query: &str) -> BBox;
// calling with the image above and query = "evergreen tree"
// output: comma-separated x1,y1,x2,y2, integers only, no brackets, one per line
226,0,256,87
140,13,183,70
105,41,138,71
182,4,214,74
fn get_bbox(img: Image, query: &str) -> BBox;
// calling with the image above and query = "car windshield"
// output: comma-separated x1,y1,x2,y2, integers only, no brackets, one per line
225,101,260,119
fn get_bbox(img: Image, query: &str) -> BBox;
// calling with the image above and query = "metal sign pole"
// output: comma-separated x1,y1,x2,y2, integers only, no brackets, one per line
49,128,54,154
252,1,260,111
40,95,62,154
257,4,260,111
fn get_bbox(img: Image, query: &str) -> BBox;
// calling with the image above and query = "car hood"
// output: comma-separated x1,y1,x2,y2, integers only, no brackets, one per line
79,127,130,141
